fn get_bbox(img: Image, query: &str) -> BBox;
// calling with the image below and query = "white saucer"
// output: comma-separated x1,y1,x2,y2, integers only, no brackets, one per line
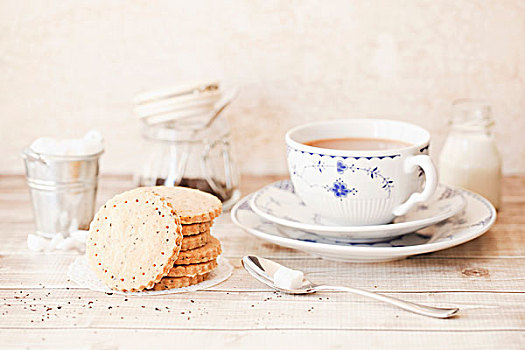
250,180,466,242
232,188,496,263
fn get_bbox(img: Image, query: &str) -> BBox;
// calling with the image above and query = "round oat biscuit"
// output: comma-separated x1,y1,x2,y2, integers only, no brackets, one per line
182,221,212,236
86,188,183,292
150,273,209,290
181,230,210,251
145,186,222,224
167,259,218,277
174,236,221,265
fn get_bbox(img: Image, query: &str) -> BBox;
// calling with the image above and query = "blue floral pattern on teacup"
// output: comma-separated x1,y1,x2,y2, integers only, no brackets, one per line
336,161,348,174
335,160,394,195
294,158,395,197
328,179,357,198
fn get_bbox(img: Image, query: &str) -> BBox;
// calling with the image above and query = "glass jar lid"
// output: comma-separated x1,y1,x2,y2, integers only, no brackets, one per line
134,81,237,131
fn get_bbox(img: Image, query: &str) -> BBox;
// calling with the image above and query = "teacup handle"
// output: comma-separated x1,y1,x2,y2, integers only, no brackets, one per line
392,155,438,217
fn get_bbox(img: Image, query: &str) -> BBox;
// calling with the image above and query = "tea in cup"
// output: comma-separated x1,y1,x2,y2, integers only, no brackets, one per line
285,119,438,226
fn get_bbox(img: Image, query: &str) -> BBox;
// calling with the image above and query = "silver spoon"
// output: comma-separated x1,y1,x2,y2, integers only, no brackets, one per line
242,256,459,319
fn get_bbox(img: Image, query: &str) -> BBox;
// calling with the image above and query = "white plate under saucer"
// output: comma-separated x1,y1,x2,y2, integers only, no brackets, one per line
232,188,495,263
250,180,467,242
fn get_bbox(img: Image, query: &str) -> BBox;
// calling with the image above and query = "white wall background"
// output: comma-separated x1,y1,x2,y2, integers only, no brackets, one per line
1,0,524,175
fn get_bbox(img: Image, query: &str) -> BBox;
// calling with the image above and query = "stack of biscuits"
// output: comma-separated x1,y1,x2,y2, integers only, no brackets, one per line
86,186,222,292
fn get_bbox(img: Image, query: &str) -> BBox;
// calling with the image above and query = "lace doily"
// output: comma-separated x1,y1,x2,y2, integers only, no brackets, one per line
68,255,233,295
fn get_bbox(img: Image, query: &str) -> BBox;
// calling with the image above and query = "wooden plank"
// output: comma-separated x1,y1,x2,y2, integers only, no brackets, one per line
0,174,287,196
0,174,286,222
0,289,524,332
2,194,524,219
0,329,523,350
2,174,524,227
1,220,524,258
0,174,516,194
0,253,524,293
1,200,525,259
2,173,523,193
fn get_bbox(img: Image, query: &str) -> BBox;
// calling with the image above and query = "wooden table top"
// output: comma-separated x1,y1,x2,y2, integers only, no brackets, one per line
0,174,524,349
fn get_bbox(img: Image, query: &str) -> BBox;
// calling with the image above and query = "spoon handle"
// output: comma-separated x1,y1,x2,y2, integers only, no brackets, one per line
314,285,459,319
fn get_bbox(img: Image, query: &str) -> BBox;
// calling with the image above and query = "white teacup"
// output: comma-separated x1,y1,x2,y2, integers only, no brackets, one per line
285,119,438,226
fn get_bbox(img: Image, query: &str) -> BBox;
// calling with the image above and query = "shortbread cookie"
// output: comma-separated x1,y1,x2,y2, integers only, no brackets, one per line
145,186,222,224
181,231,210,251
174,236,221,265
182,221,212,236
87,188,183,292
167,259,218,277
151,273,209,290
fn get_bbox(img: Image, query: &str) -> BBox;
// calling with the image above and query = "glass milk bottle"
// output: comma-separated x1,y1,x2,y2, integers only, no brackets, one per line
439,99,502,209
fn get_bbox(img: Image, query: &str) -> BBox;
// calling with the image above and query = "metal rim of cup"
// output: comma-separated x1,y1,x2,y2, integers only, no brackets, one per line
22,147,104,163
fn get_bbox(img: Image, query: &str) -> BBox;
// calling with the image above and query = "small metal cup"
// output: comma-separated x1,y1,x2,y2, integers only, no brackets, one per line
22,148,103,238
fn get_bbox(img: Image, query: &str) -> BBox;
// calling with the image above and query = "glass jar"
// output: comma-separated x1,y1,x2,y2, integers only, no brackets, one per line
439,99,502,209
137,116,240,209
134,82,240,210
